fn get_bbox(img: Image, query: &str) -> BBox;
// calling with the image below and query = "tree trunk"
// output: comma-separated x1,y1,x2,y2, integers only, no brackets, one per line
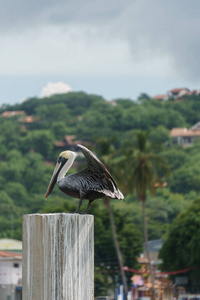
142,199,156,300
105,198,128,300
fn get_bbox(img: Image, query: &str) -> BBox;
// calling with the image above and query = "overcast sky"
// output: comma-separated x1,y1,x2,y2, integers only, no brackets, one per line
0,0,200,105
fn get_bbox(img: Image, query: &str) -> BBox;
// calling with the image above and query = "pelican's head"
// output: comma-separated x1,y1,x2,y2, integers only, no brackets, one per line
44,150,77,199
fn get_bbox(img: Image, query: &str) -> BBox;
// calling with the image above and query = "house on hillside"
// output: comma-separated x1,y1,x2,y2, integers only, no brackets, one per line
151,88,200,102
168,88,190,98
170,122,200,147
153,94,169,101
0,251,22,300
1,111,26,118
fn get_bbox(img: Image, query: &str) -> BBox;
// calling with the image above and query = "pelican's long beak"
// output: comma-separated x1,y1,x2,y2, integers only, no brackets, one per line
44,161,62,199
45,150,75,200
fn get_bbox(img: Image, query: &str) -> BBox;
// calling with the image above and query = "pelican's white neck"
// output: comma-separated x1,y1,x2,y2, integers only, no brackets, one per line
57,151,77,182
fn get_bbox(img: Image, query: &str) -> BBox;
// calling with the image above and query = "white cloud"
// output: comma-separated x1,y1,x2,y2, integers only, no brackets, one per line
39,81,72,98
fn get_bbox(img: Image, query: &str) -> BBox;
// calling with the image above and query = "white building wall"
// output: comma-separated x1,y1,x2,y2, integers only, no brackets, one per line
0,259,22,285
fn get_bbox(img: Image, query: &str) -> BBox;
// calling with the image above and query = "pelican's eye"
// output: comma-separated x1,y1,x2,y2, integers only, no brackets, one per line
58,156,62,163
58,156,68,163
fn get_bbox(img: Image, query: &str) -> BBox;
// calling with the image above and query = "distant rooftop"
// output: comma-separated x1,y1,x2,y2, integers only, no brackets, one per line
170,127,200,137
153,94,168,101
0,238,22,252
0,250,22,258
1,110,26,117
169,88,190,94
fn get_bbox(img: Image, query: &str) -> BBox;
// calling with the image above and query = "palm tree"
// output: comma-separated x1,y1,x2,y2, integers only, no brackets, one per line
96,138,128,300
103,197,128,299
117,131,170,300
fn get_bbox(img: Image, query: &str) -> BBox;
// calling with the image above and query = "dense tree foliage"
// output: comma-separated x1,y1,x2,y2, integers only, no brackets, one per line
1,91,200,294
159,199,200,292
0,92,199,239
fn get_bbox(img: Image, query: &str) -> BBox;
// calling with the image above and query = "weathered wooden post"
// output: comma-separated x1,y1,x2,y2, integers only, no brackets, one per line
22,213,94,300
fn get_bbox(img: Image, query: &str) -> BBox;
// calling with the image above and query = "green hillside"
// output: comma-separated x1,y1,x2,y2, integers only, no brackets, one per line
1,91,200,293
1,92,200,237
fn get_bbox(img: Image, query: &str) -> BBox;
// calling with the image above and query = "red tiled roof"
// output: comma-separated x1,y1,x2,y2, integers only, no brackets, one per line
0,251,22,258
170,128,200,137
170,88,189,94
1,111,26,117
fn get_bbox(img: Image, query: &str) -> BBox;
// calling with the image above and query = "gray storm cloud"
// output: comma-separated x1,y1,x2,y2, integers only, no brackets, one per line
124,1,200,80
1,0,200,81
0,0,126,29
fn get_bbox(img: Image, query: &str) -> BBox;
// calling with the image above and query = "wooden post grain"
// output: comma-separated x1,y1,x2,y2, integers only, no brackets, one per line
22,213,94,300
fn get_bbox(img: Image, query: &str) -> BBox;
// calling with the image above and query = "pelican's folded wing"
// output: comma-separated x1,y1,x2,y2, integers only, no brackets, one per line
77,144,124,200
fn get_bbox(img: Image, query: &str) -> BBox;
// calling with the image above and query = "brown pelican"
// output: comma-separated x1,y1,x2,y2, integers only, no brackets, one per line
45,144,124,213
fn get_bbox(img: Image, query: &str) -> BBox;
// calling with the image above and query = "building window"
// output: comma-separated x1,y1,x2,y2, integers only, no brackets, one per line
13,263,19,268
